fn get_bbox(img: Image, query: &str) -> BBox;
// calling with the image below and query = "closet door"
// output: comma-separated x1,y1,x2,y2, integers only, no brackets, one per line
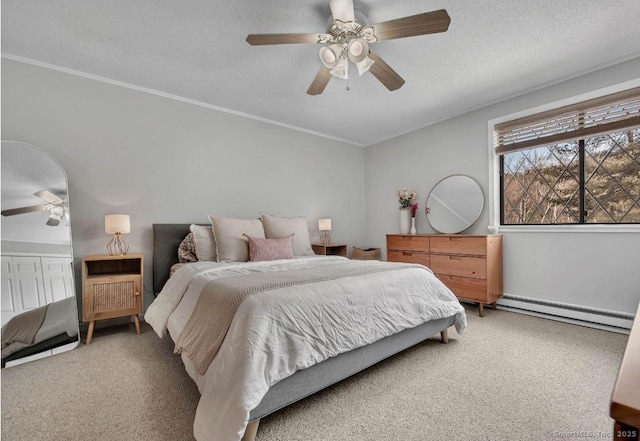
41,257,74,303
1,256,17,325
12,256,47,312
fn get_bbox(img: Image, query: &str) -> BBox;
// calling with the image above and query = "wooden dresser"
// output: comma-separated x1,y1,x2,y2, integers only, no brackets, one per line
610,301,640,440
387,234,503,316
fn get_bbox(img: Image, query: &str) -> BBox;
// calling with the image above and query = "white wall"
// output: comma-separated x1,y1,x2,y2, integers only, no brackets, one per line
365,57,640,315
1,59,365,308
4,56,639,318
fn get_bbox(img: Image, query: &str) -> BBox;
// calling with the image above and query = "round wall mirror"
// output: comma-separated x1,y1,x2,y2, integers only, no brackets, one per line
426,175,484,234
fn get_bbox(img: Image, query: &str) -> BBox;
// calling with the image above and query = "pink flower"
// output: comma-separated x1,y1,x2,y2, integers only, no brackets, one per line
410,202,418,217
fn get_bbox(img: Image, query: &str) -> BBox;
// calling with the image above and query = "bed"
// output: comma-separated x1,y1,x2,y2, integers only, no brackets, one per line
147,223,466,441
1,296,79,368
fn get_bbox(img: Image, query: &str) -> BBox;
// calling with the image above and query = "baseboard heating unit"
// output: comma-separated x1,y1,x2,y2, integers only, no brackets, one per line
496,294,635,334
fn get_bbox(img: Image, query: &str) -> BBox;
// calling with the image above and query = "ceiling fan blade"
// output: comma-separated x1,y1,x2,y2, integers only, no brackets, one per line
368,52,405,91
372,9,450,41
329,0,355,22
307,67,332,95
34,189,63,204
246,33,329,45
1,204,48,217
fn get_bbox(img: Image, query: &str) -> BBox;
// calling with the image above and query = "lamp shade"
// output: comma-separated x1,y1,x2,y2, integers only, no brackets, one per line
318,218,332,231
354,56,375,76
330,58,348,79
347,38,369,62
319,44,343,69
105,214,131,234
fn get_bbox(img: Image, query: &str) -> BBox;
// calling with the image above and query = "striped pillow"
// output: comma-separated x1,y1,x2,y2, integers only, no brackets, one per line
244,234,294,262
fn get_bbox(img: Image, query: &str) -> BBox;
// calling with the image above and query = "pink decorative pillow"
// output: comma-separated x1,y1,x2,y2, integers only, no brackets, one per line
244,234,294,262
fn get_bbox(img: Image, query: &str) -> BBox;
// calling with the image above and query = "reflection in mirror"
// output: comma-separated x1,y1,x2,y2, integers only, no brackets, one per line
426,175,484,234
1,141,79,368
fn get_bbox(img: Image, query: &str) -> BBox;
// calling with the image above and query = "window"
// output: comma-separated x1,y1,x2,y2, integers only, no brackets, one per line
495,88,640,225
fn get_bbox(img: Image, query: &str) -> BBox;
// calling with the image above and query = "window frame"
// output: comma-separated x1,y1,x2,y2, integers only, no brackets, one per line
488,79,640,234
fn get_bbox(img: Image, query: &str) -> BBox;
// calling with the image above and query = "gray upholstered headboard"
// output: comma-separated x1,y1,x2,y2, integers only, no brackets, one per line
152,224,194,295
152,220,322,294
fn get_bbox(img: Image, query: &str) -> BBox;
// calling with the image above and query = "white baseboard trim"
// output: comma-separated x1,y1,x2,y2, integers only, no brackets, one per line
496,294,634,334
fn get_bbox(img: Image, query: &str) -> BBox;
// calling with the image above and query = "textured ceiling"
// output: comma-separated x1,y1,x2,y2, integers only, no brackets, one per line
2,0,640,146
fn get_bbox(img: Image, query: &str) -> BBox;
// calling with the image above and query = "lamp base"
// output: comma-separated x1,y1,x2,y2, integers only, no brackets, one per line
320,231,331,244
107,233,130,256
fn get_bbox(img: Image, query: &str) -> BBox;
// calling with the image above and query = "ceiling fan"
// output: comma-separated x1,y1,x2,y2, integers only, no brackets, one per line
246,0,450,95
1,190,68,226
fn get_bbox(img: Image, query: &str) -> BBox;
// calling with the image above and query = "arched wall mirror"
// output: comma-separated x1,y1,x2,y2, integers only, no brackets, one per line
426,174,484,234
1,141,79,368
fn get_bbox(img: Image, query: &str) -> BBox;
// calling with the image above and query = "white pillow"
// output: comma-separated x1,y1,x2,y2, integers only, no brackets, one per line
190,224,217,261
209,216,265,262
260,213,315,256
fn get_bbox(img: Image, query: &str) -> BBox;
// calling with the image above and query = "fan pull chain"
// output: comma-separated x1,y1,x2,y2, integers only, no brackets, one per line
346,77,350,91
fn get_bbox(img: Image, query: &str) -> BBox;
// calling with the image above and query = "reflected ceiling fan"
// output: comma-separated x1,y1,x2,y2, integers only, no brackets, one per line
246,0,450,95
1,190,68,226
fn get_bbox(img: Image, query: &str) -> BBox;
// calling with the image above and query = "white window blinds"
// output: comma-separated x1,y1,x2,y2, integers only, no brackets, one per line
495,87,640,155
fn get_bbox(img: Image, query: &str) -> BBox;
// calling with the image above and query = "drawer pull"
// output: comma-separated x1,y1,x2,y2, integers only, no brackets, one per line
449,256,463,260
402,251,413,256
135,291,141,296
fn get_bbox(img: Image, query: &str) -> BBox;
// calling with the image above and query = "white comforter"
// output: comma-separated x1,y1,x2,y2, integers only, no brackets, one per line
145,256,466,441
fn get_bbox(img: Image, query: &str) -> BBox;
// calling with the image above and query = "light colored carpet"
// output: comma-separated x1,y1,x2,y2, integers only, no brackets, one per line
1,305,628,441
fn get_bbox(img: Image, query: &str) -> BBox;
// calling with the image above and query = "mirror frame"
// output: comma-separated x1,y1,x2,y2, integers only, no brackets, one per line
1,140,79,368
426,174,484,234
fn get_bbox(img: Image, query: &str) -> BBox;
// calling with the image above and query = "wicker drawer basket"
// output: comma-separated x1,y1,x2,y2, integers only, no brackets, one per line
352,247,381,260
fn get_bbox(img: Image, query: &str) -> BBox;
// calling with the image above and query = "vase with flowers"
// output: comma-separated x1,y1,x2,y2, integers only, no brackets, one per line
409,202,418,234
396,188,417,234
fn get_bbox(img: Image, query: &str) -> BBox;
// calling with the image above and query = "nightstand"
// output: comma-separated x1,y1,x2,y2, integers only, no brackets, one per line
81,254,143,344
312,243,348,257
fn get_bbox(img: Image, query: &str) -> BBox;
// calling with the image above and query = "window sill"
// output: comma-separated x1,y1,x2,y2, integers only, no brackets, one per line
497,224,640,233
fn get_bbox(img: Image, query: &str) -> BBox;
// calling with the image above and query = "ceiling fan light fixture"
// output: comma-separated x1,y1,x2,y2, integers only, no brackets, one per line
46,206,64,226
319,44,343,68
347,38,368,62
354,56,375,76
330,57,349,79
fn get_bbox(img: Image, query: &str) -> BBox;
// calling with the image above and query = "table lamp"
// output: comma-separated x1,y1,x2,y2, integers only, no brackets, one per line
319,218,332,244
105,214,130,256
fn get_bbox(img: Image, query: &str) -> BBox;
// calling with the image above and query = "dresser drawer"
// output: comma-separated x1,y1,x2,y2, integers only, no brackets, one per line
430,236,486,255
435,274,488,302
387,235,429,252
430,254,486,279
388,250,430,267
